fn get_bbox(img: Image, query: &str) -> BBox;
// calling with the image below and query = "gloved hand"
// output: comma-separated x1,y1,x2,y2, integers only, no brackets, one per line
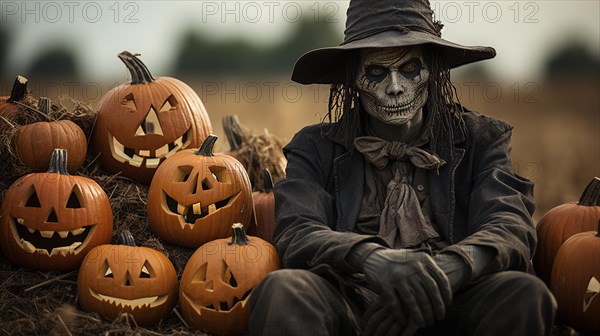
362,296,419,336
360,248,452,330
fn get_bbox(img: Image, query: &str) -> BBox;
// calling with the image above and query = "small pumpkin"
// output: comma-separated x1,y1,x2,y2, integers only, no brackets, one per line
92,51,212,184
0,75,28,118
78,230,178,326
551,221,600,333
0,148,113,270
250,169,276,243
534,177,600,285
179,223,280,335
147,134,253,248
16,97,87,173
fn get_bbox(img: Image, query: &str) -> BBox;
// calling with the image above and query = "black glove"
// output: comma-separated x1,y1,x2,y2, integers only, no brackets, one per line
359,247,452,330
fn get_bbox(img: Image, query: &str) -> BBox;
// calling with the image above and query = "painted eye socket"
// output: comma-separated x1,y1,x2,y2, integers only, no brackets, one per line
400,60,421,73
366,65,387,77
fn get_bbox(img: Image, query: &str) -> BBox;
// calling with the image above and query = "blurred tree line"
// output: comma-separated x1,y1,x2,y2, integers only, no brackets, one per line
0,19,598,82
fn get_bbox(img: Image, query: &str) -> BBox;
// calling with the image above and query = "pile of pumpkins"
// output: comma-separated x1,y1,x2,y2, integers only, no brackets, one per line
533,177,600,334
0,51,280,335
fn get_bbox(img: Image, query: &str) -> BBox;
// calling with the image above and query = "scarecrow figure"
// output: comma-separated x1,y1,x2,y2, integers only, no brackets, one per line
249,0,556,334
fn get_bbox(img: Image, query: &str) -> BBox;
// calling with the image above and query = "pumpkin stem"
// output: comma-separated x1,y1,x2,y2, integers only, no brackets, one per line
118,51,155,84
228,223,249,245
262,169,274,192
194,135,218,157
120,230,137,246
8,75,28,103
38,97,51,113
577,177,600,206
222,115,247,151
47,148,69,175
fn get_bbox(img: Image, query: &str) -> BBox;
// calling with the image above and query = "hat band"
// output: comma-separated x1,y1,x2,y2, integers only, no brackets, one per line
343,24,441,46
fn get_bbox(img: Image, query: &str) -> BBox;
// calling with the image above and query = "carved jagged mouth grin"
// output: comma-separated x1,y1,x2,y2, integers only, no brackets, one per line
90,288,168,310
162,191,239,227
10,217,94,256
182,289,252,315
109,128,192,168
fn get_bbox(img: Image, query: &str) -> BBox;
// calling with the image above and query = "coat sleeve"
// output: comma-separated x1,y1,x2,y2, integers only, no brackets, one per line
443,117,536,276
273,127,384,273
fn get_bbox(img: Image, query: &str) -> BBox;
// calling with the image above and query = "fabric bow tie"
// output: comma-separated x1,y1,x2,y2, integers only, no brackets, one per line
354,136,444,170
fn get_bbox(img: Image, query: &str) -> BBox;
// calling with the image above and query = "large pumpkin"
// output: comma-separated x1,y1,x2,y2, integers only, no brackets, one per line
16,97,87,173
551,222,600,333
78,230,178,326
251,169,276,243
0,75,28,118
534,177,600,285
179,223,280,335
92,51,212,184
0,149,113,270
147,135,253,248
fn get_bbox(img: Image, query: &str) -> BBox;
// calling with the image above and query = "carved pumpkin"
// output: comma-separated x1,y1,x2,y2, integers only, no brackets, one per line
0,75,28,118
534,177,600,285
92,51,212,184
78,230,178,326
0,149,113,270
551,222,600,333
251,169,275,243
179,223,280,335
147,135,253,248
16,97,87,173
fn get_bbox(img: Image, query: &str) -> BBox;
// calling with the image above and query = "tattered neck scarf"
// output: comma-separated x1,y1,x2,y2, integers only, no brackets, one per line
354,136,445,248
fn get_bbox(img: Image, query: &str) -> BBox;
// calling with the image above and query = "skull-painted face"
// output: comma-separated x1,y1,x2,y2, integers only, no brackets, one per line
356,47,430,126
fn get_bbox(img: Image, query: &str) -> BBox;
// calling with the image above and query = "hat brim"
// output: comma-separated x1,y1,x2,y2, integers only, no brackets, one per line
291,30,496,84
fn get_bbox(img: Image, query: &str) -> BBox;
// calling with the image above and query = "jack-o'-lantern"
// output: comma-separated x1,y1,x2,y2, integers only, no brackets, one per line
78,230,178,326
92,51,212,184
148,135,253,248
179,223,280,335
534,177,600,285
0,149,113,270
16,97,87,173
551,221,600,333
0,75,28,118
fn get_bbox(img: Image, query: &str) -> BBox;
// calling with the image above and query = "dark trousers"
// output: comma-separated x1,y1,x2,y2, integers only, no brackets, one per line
249,269,556,336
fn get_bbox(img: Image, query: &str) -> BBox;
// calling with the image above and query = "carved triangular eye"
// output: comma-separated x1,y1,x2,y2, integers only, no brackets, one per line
137,106,164,136
159,95,177,113
66,186,83,208
103,260,114,278
140,262,152,278
24,187,41,208
192,262,208,283
209,166,229,183
584,276,599,312
221,260,238,288
46,208,58,223
121,93,137,111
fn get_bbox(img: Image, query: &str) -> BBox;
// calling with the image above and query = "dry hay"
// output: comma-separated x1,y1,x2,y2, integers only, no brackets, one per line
0,94,209,335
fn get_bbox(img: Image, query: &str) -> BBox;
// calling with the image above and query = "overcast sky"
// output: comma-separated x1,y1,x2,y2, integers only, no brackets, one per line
2,1,599,81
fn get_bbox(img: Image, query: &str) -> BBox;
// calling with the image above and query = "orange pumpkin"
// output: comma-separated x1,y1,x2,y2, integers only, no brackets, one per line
0,148,113,270
534,177,600,285
551,221,600,333
179,223,280,335
78,230,178,326
251,169,276,243
92,51,212,184
16,97,87,173
147,135,253,248
0,75,28,118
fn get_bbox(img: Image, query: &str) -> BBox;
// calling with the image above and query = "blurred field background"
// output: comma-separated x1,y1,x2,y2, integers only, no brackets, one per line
1,0,598,221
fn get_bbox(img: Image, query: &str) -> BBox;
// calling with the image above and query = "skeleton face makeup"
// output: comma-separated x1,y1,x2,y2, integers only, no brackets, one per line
356,47,430,127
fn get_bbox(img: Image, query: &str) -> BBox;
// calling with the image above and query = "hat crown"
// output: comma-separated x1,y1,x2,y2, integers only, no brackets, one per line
344,0,439,44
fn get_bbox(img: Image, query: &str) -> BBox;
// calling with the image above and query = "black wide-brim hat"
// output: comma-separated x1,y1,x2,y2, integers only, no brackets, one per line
292,0,496,84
